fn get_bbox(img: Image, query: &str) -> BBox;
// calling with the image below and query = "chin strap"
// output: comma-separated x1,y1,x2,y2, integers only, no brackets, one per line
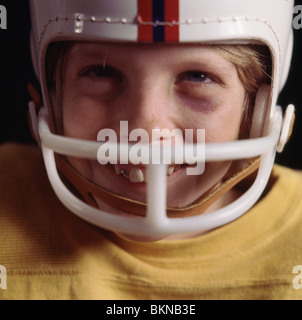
55,156,261,218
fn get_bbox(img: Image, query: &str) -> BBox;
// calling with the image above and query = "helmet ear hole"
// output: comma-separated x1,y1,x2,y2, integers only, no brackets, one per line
249,85,271,139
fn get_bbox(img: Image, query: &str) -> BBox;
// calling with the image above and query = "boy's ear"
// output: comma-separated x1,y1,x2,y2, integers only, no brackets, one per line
249,84,271,139
27,83,42,109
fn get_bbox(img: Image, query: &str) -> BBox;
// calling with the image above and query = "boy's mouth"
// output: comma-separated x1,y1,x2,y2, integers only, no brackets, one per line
110,164,187,183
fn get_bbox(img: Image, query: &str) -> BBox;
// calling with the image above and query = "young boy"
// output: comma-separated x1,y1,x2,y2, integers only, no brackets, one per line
0,0,301,300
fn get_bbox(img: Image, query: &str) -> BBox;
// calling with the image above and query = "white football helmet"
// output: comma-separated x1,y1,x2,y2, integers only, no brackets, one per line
28,0,295,237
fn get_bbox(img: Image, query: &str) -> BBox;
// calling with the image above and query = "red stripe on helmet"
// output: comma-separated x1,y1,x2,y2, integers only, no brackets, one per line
164,0,179,42
138,0,153,42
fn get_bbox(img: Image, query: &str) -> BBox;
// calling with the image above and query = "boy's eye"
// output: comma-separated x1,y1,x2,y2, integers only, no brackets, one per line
94,66,119,77
82,65,123,80
178,71,212,84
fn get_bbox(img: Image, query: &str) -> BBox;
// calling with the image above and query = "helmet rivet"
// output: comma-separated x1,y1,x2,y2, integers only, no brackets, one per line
91,16,96,22
105,17,111,23
76,14,83,21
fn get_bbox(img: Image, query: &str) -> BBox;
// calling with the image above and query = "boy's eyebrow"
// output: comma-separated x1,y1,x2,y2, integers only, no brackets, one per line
70,44,108,60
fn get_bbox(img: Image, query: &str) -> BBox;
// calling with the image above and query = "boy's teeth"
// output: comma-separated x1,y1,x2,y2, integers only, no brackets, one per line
114,165,121,175
167,166,175,176
129,168,144,183
175,165,182,171
113,165,184,182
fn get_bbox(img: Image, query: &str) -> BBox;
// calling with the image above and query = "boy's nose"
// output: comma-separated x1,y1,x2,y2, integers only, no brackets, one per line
120,81,176,142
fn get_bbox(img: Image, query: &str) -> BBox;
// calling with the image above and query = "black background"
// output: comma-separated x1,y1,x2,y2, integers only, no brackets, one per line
0,0,301,169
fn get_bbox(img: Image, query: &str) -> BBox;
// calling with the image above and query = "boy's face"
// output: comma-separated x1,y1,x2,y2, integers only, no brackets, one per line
61,42,246,236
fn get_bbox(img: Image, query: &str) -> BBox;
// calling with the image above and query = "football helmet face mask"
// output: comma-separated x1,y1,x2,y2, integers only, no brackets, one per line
28,0,295,237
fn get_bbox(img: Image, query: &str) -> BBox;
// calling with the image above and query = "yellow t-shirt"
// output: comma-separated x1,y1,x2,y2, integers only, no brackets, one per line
0,142,302,300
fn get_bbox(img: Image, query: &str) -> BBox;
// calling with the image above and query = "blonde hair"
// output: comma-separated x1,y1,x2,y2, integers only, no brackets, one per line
213,45,271,138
